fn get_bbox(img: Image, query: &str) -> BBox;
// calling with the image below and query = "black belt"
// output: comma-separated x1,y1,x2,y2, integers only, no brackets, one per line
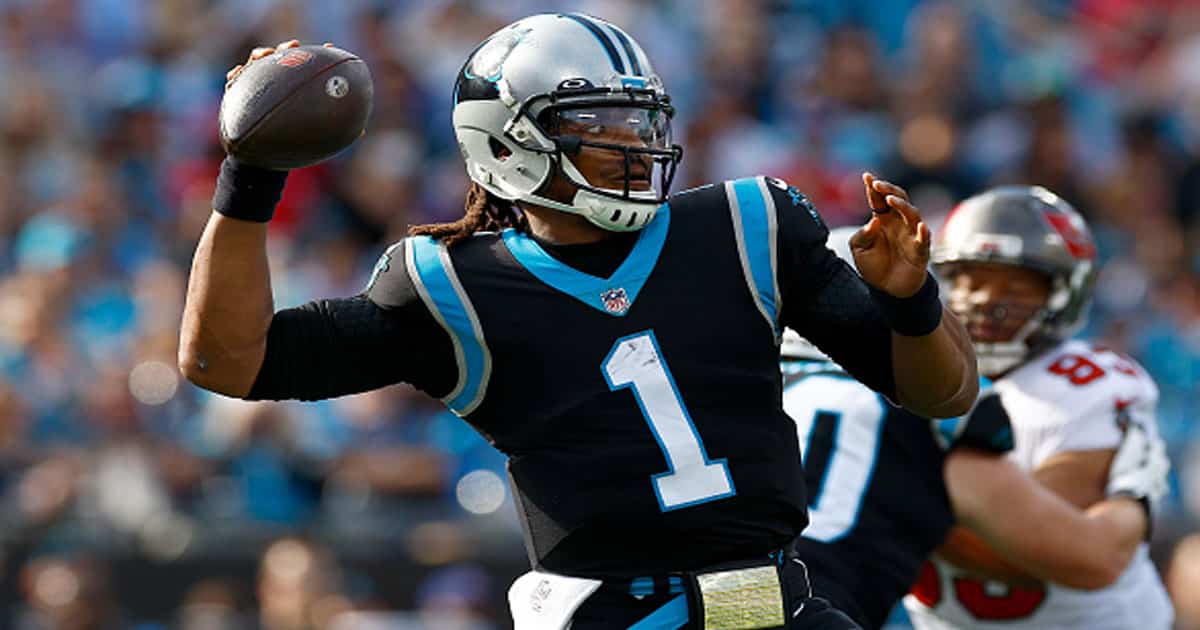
602,547,812,628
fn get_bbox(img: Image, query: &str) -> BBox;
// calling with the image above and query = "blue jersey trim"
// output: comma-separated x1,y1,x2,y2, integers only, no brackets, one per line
932,376,997,450
405,236,491,416
501,204,670,317
726,177,780,337
935,416,965,449
630,577,654,597
561,13,625,74
629,576,685,597
627,594,688,629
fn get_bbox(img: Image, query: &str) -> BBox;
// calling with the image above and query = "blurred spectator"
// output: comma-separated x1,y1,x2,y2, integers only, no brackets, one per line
16,556,117,630
195,400,326,525
176,579,252,630
257,538,348,630
1019,95,1095,219
0,1,1193,626
414,564,498,630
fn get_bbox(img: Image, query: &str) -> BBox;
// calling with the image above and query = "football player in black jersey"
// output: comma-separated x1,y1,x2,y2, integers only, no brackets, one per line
180,15,978,629
781,228,1169,629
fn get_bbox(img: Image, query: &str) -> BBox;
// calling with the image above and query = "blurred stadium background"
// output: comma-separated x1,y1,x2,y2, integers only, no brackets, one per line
0,0,1198,628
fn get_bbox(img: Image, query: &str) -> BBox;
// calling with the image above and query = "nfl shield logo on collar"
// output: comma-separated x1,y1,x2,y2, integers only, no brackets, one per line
601,287,630,315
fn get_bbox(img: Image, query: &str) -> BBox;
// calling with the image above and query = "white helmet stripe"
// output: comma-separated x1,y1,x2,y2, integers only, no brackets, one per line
561,13,626,74
606,23,643,76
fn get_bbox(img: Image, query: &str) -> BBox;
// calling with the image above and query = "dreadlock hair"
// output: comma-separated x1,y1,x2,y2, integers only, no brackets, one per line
408,182,529,247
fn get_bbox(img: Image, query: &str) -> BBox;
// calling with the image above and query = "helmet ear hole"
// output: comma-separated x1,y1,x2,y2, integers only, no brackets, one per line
489,137,513,161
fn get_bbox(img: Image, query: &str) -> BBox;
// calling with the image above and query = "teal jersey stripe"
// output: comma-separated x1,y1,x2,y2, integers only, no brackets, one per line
727,177,781,336
501,204,670,316
405,236,491,415
627,594,688,629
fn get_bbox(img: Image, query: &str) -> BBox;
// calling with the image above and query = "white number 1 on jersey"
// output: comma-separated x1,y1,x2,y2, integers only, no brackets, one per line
603,331,736,511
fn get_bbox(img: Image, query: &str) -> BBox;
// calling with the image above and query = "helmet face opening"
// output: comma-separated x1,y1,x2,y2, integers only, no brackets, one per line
525,91,681,207
452,13,682,232
941,261,1053,344
932,186,1098,375
551,104,673,151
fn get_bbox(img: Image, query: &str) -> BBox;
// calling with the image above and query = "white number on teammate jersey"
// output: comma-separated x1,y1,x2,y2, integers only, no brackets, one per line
602,331,735,511
783,374,885,542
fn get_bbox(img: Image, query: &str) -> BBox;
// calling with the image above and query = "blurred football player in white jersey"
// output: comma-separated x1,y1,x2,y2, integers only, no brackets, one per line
784,227,1169,629
903,186,1174,629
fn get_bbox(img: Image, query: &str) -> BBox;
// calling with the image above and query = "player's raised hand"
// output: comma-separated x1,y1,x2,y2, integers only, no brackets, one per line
849,172,932,298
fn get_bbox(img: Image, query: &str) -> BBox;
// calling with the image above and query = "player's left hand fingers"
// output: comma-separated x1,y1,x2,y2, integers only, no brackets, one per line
871,196,912,246
885,194,923,229
275,39,300,51
871,178,910,202
862,172,887,212
849,217,881,251
226,64,243,82
911,221,932,263
874,196,930,267
916,221,932,251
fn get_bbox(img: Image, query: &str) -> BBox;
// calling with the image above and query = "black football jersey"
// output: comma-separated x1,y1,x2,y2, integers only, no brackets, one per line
782,360,1011,629
350,176,902,579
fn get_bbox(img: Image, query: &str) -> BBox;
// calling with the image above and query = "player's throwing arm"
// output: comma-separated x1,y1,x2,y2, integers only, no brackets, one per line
179,41,372,396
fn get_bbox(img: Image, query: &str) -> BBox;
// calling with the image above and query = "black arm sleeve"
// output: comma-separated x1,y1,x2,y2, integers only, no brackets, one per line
247,241,457,401
768,178,898,402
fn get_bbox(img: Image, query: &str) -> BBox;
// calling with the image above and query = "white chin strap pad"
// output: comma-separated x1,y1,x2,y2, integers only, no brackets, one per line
571,188,659,231
515,188,660,232
553,154,662,231
975,341,1028,377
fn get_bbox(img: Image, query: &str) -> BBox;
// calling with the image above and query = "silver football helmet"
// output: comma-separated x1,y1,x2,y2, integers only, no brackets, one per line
931,186,1098,375
451,13,682,232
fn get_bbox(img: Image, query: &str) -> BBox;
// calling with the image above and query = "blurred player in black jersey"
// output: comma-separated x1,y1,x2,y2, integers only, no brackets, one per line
180,15,979,629
782,228,1169,629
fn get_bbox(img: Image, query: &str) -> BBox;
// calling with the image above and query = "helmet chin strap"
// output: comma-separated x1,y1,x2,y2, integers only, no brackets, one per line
974,309,1050,378
516,153,662,232
517,188,661,232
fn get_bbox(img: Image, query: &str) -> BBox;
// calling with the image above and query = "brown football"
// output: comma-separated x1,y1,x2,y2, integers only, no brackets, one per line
219,45,373,170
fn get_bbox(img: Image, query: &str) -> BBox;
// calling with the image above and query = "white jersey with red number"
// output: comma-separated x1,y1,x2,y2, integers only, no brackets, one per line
903,340,1173,630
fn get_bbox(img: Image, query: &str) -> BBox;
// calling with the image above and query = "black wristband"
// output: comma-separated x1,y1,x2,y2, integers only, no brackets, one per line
212,157,289,223
869,271,943,337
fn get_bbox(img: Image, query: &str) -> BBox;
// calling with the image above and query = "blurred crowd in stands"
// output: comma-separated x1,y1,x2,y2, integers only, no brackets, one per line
0,0,1198,627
